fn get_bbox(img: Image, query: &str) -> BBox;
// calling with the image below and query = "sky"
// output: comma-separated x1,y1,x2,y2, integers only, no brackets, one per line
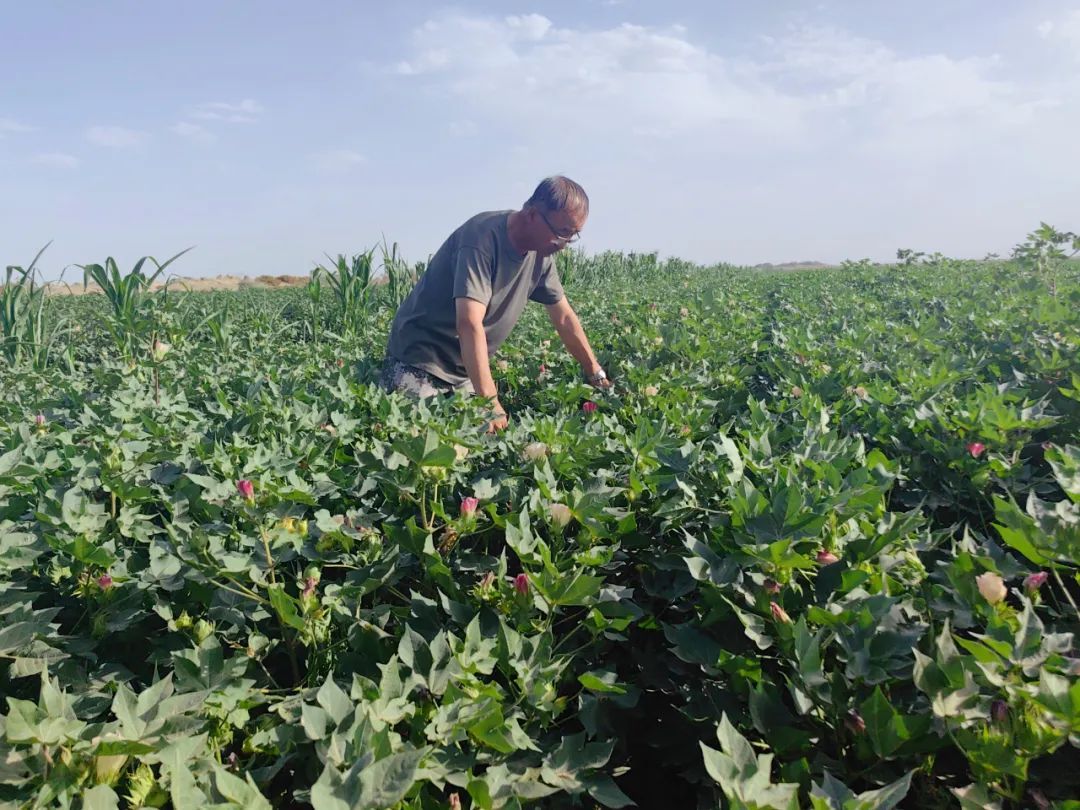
2,1,1079,279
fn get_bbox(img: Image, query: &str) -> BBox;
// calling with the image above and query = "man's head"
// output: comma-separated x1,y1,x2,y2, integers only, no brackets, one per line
520,176,589,258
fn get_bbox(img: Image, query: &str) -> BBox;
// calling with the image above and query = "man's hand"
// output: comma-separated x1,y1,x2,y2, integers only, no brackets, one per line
457,298,508,431
487,400,509,433
545,298,611,389
585,367,614,390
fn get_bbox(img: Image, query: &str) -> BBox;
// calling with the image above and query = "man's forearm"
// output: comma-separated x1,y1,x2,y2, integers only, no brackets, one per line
458,321,501,404
552,311,601,374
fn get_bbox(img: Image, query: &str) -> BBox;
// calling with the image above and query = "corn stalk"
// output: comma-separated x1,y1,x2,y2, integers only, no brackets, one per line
1,243,69,370
79,248,192,358
313,250,378,337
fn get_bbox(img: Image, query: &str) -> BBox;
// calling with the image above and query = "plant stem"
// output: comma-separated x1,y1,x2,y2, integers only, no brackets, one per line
1051,568,1079,621
261,527,277,585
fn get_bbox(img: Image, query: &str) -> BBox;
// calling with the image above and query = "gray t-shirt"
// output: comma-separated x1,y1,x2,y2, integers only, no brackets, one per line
386,210,565,386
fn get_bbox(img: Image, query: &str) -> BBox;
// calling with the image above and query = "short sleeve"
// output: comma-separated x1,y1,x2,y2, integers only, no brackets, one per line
529,257,565,305
451,247,495,305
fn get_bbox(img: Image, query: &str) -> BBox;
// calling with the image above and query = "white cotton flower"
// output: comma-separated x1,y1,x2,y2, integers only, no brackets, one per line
976,572,1006,605
522,442,548,461
549,503,572,528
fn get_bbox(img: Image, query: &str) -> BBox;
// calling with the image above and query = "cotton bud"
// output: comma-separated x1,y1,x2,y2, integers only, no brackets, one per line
151,340,170,362
844,710,866,735
513,573,529,596
991,699,1008,726
816,549,839,565
770,601,792,624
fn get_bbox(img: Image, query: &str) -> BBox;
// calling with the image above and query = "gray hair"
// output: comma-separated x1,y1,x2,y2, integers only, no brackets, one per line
524,176,589,216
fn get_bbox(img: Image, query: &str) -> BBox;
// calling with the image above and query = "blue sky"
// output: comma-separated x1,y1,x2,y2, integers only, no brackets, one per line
3,1,1079,279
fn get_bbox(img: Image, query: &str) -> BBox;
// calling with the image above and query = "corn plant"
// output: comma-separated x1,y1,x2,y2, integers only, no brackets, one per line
1,243,69,370
381,239,423,309
312,249,377,337
79,248,191,357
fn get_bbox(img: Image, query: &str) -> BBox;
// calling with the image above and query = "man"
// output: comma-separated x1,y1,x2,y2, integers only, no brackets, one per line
379,175,611,431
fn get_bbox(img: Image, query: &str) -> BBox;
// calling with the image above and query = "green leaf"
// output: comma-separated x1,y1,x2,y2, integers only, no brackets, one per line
317,673,354,726
578,670,628,695
357,748,426,808
82,785,120,810
861,688,903,758
267,584,306,631
811,770,912,810
585,774,636,808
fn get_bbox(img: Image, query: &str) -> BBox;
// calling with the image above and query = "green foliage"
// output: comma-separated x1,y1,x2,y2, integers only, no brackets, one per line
1,239,1079,808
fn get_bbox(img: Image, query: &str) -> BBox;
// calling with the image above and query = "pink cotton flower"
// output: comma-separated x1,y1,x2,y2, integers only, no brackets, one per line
816,549,840,565
582,401,597,414
844,710,866,735
35,412,46,427
513,573,529,595
1024,571,1049,593
763,578,781,595
97,574,113,590
967,442,986,458
460,496,479,515
302,576,317,599
236,479,255,501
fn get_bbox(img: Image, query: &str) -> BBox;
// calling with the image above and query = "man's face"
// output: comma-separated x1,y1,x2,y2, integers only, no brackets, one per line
529,205,587,257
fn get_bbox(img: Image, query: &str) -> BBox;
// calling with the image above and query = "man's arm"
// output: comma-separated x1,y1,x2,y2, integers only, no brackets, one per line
545,297,609,384
456,298,508,430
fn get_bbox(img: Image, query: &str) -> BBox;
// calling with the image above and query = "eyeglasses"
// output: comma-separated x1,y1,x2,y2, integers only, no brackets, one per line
537,209,581,244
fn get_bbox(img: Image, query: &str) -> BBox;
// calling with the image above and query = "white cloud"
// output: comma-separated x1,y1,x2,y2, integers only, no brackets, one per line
31,152,79,169
390,13,1065,155
308,149,366,172
190,99,263,123
171,121,216,143
1037,9,1080,54
86,125,148,148
393,15,803,139
0,117,35,135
